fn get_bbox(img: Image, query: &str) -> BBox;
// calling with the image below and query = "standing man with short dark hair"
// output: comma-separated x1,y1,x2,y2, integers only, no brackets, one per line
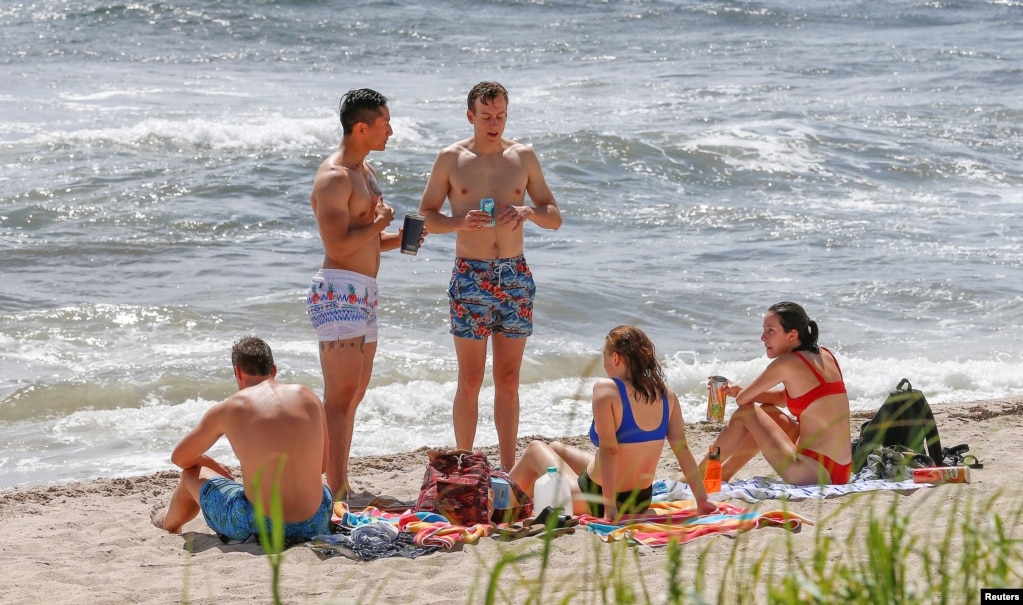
418,81,562,470
307,89,421,500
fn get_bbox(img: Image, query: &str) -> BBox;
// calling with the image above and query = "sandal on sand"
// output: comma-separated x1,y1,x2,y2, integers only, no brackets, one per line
523,506,579,529
492,508,579,541
491,523,575,541
942,444,984,469
366,495,416,513
522,523,576,538
491,523,533,541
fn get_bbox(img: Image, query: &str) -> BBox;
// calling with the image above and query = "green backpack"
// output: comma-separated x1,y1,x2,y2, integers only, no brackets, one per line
851,378,945,473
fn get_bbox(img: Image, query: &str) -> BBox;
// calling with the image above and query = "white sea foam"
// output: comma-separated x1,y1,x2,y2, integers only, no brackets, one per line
2,0,1022,488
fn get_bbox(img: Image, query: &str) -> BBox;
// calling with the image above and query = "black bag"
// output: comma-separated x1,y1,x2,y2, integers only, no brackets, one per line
851,378,944,473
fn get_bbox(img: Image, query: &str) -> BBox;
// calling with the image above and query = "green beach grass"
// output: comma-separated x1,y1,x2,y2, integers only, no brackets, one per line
470,488,1023,605
184,395,1023,605
165,453,1020,605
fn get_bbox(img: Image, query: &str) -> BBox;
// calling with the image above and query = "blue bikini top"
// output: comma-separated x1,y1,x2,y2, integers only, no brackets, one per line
589,378,670,447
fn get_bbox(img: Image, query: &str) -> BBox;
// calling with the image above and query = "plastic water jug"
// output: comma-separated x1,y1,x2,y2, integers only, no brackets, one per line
533,466,573,513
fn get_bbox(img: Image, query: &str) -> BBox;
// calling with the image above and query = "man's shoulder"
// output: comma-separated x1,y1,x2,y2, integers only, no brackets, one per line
311,163,359,212
276,381,320,401
227,381,322,416
203,392,248,423
260,379,318,401
503,139,540,163
437,138,475,156
314,160,356,187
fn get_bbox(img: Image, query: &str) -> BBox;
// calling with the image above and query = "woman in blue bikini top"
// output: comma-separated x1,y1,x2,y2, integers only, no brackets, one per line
588,377,669,446
509,325,717,520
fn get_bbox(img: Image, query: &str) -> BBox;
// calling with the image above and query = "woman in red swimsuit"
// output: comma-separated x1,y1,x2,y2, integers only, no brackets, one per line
707,302,852,485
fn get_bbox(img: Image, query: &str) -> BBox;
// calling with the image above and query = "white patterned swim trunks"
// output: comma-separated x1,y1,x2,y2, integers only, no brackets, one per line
307,269,379,342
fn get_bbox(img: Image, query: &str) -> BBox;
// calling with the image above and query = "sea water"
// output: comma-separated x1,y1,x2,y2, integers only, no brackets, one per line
2,1,1022,488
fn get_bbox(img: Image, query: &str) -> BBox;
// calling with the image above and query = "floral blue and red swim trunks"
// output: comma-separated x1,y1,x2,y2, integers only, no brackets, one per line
447,255,536,340
198,477,332,543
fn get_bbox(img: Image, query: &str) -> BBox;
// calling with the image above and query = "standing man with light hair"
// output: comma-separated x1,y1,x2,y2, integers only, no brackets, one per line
418,81,562,470
308,88,422,500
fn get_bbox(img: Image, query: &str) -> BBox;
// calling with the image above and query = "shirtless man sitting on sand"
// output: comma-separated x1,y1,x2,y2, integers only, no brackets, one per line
152,337,331,543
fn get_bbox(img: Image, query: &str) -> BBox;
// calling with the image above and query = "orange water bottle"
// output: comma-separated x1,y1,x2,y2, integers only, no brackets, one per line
704,447,722,494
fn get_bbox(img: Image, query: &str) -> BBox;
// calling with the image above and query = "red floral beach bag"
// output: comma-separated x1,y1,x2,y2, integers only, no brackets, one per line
416,449,493,526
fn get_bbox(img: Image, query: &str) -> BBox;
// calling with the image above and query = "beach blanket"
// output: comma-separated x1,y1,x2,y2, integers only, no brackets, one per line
653,475,933,504
306,528,439,561
579,501,811,546
307,502,492,560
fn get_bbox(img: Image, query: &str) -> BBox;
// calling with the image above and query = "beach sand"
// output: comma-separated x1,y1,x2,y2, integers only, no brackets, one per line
2,396,1020,604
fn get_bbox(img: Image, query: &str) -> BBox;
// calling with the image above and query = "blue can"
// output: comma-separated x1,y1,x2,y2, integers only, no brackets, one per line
480,198,495,227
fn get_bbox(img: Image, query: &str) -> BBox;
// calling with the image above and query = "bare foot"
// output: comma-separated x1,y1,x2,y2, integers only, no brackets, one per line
333,483,353,503
150,504,169,531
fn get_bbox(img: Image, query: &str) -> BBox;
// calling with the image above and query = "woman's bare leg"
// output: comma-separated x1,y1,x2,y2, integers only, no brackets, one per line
728,405,820,484
709,405,799,480
508,440,588,516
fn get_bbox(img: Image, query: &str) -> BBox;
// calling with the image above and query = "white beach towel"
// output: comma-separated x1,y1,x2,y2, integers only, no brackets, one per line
653,475,933,504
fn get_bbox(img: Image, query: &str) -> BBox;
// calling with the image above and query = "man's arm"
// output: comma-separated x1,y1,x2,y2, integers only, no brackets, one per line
418,149,468,235
379,231,402,252
170,401,231,472
498,146,562,231
524,149,562,230
314,170,391,259
367,164,403,253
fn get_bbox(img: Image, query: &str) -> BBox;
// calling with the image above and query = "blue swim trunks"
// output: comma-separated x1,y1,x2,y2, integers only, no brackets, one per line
199,477,333,543
448,255,536,340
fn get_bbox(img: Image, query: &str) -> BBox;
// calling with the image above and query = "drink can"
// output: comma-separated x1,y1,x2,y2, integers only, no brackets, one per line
706,376,728,423
400,213,426,255
480,198,495,226
912,466,970,484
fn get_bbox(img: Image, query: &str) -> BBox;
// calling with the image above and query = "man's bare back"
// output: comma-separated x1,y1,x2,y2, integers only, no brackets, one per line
153,337,330,536
216,380,328,521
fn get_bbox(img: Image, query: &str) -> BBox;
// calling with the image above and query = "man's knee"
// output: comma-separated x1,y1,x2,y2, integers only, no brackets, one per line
180,465,201,486
456,369,486,393
491,367,521,391
323,385,365,412
179,465,208,501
